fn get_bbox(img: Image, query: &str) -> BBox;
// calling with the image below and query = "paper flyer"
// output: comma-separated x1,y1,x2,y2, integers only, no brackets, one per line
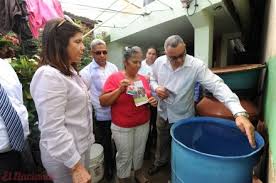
126,80,148,106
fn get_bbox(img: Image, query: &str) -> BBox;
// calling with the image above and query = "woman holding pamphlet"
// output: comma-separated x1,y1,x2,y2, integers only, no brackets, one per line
100,46,157,183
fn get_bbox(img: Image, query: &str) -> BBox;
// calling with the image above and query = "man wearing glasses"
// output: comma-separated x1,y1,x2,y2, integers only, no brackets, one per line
80,39,118,180
148,35,256,176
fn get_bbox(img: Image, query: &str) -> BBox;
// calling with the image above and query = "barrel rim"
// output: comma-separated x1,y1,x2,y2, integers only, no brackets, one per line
170,117,264,159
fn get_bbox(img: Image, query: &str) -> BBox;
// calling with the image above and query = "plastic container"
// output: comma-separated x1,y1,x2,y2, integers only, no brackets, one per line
170,117,264,183
89,143,104,183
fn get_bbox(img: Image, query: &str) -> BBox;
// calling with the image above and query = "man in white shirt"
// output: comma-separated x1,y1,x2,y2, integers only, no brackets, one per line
0,48,30,181
148,35,256,175
80,39,118,180
138,46,158,159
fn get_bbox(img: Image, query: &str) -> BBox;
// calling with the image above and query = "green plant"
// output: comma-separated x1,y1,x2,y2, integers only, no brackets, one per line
0,38,13,48
20,38,39,57
80,34,93,70
10,56,39,150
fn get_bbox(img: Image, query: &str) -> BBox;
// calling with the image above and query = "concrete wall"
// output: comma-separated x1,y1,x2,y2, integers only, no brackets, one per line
107,0,221,67
263,0,276,63
107,41,163,69
188,10,214,67
107,42,125,70
262,0,276,182
264,57,276,183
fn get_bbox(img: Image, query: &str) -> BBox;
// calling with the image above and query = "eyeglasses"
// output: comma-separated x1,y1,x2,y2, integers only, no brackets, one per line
167,52,186,61
93,51,108,55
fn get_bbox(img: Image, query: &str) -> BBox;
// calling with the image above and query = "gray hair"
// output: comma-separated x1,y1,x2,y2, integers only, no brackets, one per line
164,35,184,50
90,39,106,50
123,46,142,61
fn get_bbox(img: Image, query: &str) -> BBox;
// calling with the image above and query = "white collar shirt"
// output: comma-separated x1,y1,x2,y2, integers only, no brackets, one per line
30,65,94,168
0,59,29,152
139,59,157,97
150,54,245,123
80,60,118,121
138,59,153,78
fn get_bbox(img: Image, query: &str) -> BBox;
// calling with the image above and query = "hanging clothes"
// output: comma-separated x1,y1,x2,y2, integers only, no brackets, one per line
13,0,33,40
25,0,64,38
0,0,33,40
0,0,22,35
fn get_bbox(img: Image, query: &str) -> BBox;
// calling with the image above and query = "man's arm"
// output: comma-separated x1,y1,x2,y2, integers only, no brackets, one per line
196,61,256,148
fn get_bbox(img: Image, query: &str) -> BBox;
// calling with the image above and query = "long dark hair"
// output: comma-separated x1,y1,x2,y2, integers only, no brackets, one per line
40,18,82,76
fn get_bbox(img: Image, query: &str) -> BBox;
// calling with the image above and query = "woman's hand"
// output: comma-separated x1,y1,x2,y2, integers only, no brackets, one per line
119,79,130,93
100,79,130,106
148,96,158,107
71,162,91,183
235,116,256,148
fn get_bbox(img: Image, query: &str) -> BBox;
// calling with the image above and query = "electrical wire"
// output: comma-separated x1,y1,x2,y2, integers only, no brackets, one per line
156,0,173,10
127,8,178,28
97,25,126,28
186,0,198,16
124,13,143,27
94,0,135,19
65,0,204,35
61,1,170,16
60,1,147,15
185,0,214,16
83,0,140,38
68,5,143,15
60,1,145,16
122,0,142,9
151,9,174,12
62,0,173,34
207,0,213,5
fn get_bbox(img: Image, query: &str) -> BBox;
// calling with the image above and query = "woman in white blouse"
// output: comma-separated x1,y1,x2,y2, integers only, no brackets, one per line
30,18,94,183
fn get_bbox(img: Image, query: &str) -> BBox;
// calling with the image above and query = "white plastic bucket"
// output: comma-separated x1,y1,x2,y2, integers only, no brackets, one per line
89,143,104,183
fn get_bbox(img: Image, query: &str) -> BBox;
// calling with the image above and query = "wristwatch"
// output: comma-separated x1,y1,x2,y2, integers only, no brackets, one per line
234,111,250,119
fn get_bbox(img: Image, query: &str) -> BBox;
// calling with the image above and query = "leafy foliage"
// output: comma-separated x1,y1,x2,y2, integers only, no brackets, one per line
10,56,40,150
80,34,92,70
20,38,40,57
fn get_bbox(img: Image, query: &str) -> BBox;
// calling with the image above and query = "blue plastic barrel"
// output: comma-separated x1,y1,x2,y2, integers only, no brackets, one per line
170,117,264,183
